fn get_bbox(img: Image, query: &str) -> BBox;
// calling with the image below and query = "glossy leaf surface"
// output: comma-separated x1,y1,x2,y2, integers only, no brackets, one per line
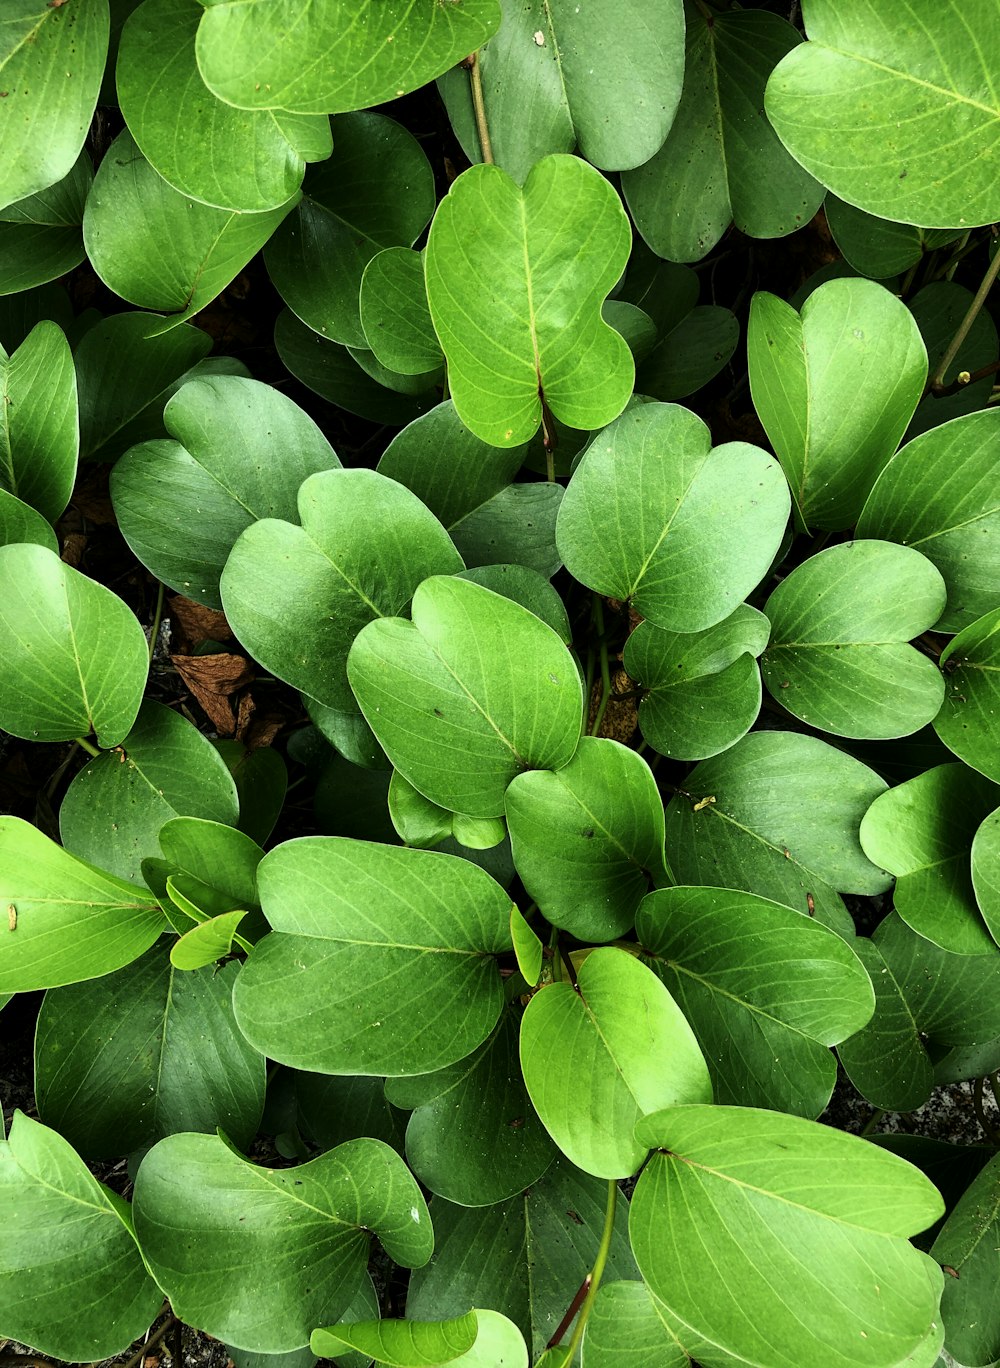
0,154,91,294
0,320,77,521
585,1282,688,1368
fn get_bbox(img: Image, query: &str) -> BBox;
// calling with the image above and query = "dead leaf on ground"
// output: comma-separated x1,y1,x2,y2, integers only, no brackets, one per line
172,653,254,735
168,595,234,650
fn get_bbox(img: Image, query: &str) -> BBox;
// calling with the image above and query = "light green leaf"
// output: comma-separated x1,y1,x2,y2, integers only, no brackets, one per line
825,196,961,279
388,771,454,850
424,155,633,447
765,0,1000,227
266,113,434,350
748,279,927,529
857,409,1000,634
623,605,769,761
0,543,148,746
638,885,875,1117
195,0,501,115
934,607,1000,782
0,152,92,293
170,910,250,969
860,764,999,954
0,320,77,520
510,906,542,986
112,374,340,607
761,540,946,739
556,402,790,633
0,488,56,551
458,565,571,644
312,1311,477,1367
585,1281,688,1368
621,4,823,262
0,0,108,211
59,701,240,885
505,738,668,942
233,838,512,1076
348,575,582,819
84,131,297,327
906,281,999,439
972,806,1000,948
221,468,462,711
360,248,442,377
134,1132,432,1352
520,947,712,1178
0,1112,162,1361
35,948,264,1156
631,1104,944,1368
930,1151,1000,1367
118,0,329,212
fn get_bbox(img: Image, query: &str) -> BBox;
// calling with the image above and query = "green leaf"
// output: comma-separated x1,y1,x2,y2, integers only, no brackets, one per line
345,342,441,397
934,607,1000,782
112,374,340,607
406,1158,637,1359
663,730,891,935
634,304,740,403
295,1074,406,1157
930,1151,1000,1366
118,0,329,212
386,1006,554,1207
623,605,769,761
972,806,1000,949
510,906,542,987
195,0,501,115
84,131,296,328
312,1312,477,1367
158,817,264,919
0,320,77,520
761,540,946,739
0,1112,162,1361
638,885,875,1117
0,543,148,746
825,196,961,279
437,0,684,180
765,0,1000,228
266,113,434,350
134,1132,432,1352
360,248,442,377
170,910,250,969
59,701,240,885
621,4,823,262
505,738,668,942
35,948,264,1156
520,947,712,1178
424,155,633,447
388,772,454,850
0,488,56,551
556,402,790,633
0,0,109,211
748,279,927,529
860,764,999,954
857,410,1000,634
222,468,462,711
214,741,287,846
0,152,91,293
450,483,564,579
233,838,512,1076
348,576,582,819
458,565,571,645
585,1281,688,1368
906,282,999,439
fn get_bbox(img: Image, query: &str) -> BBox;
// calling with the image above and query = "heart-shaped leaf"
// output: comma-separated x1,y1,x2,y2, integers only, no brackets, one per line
748,279,927,529
348,575,583,818
133,1132,432,1352
556,402,790,633
930,1151,1000,1367
425,155,633,447
934,607,1000,782
765,0,1000,227
505,738,668,942
0,320,77,521
761,540,946,739
0,1112,162,1361
233,838,512,1076
0,152,92,293
621,5,823,262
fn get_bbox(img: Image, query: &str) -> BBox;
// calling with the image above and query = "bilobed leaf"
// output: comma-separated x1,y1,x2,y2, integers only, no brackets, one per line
505,738,668,942
0,152,92,293
424,155,633,447
0,817,164,993
0,489,56,551
311,1311,477,1367
972,806,1000,948
0,1113,162,1362
760,541,946,739
556,402,790,633
825,196,961,278
860,764,999,954
637,886,875,1117
195,0,501,115
360,248,442,376
748,279,927,529
35,949,264,1157
0,320,77,520
233,838,512,1076
621,4,823,262
118,0,330,212
348,576,582,818
930,1151,1000,1367
934,607,1000,782
133,1132,432,1352
765,0,1000,227
585,1282,688,1368
0,543,148,747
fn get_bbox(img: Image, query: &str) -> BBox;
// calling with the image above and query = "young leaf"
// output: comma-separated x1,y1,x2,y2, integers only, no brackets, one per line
556,402,790,632
765,0,1000,227
348,576,583,818
0,320,77,521
748,279,927,529
170,910,250,970
0,1113,163,1362
233,838,513,1076
0,152,92,293
35,950,264,1156
360,248,443,376
424,155,633,447
133,1133,432,1352
929,1151,1000,1367
510,905,542,986
311,1311,477,1367
388,772,455,850
934,607,1000,782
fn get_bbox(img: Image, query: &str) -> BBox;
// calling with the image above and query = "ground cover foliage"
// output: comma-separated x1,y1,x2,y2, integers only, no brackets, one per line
2,1,1000,1366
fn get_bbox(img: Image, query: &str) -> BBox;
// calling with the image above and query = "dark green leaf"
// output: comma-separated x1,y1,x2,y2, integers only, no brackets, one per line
934,607,1000,782
0,489,57,551
360,248,442,376
825,196,961,278
635,305,739,402
0,152,91,293
0,320,77,520
930,1151,1000,1366
906,282,999,439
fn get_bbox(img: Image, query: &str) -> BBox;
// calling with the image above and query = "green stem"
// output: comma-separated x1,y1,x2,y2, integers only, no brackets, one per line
148,580,165,666
561,1181,618,1361
929,243,1000,392
860,1107,885,1136
75,736,100,758
589,598,613,738
468,51,494,164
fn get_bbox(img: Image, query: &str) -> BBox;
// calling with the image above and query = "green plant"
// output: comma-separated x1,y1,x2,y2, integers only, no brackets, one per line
2,2,1000,1366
